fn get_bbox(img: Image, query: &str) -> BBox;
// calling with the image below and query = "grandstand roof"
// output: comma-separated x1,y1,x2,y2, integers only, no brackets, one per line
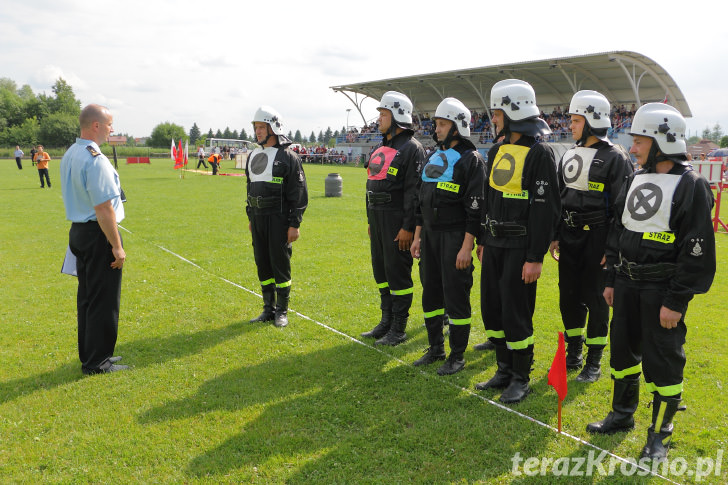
331,51,691,125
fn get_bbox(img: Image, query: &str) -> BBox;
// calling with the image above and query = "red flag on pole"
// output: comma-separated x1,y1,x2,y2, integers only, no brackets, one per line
548,331,568,401
174,139,184,169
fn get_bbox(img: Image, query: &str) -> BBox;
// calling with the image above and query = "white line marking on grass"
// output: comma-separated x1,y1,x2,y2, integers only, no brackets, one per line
120,225,680,484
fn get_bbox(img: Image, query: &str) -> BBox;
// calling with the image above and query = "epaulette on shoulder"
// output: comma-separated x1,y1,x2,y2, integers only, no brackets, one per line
86,145,101,157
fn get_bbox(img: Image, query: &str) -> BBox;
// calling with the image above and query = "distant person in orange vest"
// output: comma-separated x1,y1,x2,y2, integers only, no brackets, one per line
35,145,52,188
208,153,220,175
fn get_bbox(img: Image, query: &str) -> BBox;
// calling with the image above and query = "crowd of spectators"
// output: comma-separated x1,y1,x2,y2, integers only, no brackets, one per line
291,144,351,164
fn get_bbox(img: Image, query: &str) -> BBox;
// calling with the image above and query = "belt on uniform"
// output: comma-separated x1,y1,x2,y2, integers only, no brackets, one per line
367,191,403,206
614,256,677,281
484,217,527,237
422,205,465,224
563,209,607,228
247,196,280,209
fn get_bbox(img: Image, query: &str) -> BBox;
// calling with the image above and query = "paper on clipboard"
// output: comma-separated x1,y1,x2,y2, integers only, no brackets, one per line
62,246,77,276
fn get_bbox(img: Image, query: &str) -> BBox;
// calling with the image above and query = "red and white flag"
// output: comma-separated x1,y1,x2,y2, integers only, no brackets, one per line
171,139,177,160
174,139,184,169
184,139,189,166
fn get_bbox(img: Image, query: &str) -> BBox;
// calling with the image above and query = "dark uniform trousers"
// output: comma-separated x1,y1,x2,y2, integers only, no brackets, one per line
70,221,122,372
369,208,413,317
610,281,687,396
250,212,292,288
420,228,472,323
481,245,536,353
558,224,609,346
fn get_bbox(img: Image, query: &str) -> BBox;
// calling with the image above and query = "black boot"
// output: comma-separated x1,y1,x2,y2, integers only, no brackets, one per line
576,346,603,383
361,310,392,338
586,376,639,434
250,285,275,323
437,324,470,375
274,286,290,328
413,316,446,366
565,335,584,370
473,340,495,351
375,314,407,346
361,292,392,338
640,394,682,461
500,350,533,403
475,344,512,390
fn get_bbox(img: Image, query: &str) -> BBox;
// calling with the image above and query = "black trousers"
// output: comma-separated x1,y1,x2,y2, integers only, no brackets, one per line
369,208,413,317
38,168,51,187
15,157,22,169
558,225,609,346
211,162,218,175
69,222,122,372
420,228,473,323
196,157,208,169
609,280,687,397
481,245,537,351
250,212,292,287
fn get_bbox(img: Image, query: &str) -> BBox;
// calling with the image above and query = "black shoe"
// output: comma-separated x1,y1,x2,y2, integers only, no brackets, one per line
576,363,602,383
109,356,122,364
499,379,531,403
473,341,495,351
586,411,635,434
374,315,407,346
360,316,391,339
413,346,446,366
250,311,275,323
274,312,288,328
475,369,511,390
83,364,130,375
437,356,465,375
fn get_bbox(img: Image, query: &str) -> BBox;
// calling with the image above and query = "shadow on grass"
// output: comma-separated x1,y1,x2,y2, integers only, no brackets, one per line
0,319,254,405
137,339,608,482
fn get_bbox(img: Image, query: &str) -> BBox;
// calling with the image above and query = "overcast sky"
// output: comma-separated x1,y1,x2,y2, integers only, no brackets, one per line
2,0,726,141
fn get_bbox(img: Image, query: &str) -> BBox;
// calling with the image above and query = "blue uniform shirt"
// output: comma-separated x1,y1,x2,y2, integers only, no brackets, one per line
60,138,124,223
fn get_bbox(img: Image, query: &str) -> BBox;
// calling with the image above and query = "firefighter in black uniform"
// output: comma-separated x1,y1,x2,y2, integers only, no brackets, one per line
475,79,561,403
360,91,425,346
246,106,308,328
587,103,715,462
410,97,485,375
548,90,634,383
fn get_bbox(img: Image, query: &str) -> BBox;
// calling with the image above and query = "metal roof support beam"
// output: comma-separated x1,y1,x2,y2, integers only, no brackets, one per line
333,88,370,127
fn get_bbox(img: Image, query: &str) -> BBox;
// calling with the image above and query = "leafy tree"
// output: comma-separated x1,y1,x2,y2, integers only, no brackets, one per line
39,112,79,147
711,123,724,143
223,126,232,139
317,130,324,143
0,117,39,146
309,131,316,143
231,130,239,139
721,135,728,148
48,78,81,116
294,130,302,143
207,128,214,138
189,122,201,145
324,127,333,144
126,135,137,146
215,129,223,138
148,121,186,147
240,128,249,140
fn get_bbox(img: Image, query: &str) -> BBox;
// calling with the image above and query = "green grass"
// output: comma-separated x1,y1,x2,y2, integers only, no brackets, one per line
1,158,727,484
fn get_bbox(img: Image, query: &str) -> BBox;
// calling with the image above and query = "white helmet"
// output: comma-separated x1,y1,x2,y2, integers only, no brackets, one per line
568,90,611,130
630,103,687,155
490,79,540,121
433,97,471,137
377,91,413,127
252,105,285,136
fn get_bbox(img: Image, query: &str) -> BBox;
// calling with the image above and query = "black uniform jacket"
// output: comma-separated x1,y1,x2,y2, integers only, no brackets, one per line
482,136,561,263
245,143,308,228
604,162,716,313
414,138,485,235
365,129,426,232
555,140,634,239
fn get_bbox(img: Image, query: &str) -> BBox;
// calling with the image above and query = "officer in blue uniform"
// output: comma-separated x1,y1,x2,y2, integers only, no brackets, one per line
60,104,128,375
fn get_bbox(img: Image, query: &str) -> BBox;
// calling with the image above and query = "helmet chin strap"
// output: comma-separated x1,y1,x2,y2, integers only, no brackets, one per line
433,124,459,150
494,116,511,144
259,125,277,147
577,124,593,146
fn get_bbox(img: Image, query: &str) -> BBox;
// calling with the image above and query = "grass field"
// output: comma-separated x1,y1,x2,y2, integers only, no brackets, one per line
1,158,726,484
